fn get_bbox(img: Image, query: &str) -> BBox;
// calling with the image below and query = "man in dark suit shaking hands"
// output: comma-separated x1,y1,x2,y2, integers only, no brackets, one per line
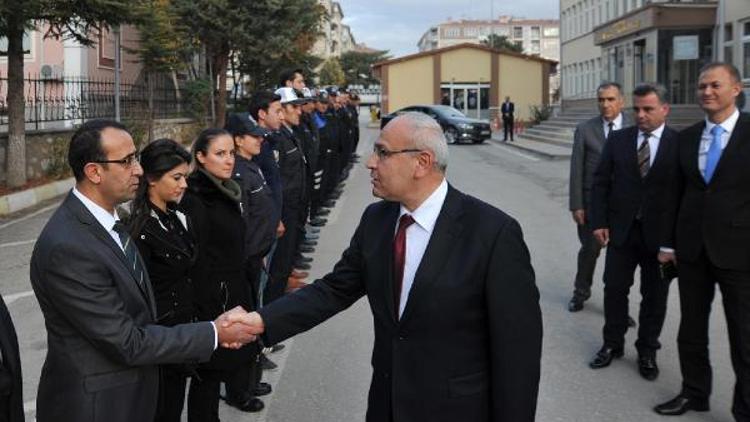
30,120,259,422
224,112,543,421
655,63,750,419
0,295,23,422
588,83,678,380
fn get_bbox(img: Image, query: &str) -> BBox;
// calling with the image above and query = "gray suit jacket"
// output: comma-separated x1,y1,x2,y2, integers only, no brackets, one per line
569,114,633,211
30,192,215,422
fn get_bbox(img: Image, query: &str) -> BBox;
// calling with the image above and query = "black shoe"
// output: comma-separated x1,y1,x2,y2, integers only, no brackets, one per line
294,262,312,270
314,208,331,216
589,346,623,369
638,355,659,381
253,382,272,397
628,316,637,328
305,233,319,240
260,354,278,371
654,395,709,415
309,218,327,227
222,394,265,412
299,245,315,253
322,200,336,208
568,296,584,312
270,344,285,353
302,239,318,247
297,255,313,263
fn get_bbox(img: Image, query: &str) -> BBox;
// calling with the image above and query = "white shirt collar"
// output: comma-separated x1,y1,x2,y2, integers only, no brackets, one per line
72,187,120,232
639,123,665,140
399,178,448,233
604,113,624,129
705,108,740,135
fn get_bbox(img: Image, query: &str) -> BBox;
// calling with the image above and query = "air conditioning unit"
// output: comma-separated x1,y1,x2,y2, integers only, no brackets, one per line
40,64,64,80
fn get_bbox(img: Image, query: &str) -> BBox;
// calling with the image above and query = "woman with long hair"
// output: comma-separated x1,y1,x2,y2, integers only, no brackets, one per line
127,138,196,422
179,128,260,419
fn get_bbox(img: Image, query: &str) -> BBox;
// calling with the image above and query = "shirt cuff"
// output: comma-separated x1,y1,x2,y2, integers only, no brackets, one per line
209,321,218,350
659,247,675,253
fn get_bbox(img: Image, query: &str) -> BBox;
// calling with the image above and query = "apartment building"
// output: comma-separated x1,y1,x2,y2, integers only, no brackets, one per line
310,0,358,59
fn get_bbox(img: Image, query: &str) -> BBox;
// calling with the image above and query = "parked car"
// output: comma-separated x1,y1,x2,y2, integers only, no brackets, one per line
380,105,492,144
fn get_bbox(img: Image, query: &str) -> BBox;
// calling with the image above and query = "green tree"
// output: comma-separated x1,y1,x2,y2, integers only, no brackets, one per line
319,58,345,87
0,0,137,187
481,34,524,53
339,50,390,87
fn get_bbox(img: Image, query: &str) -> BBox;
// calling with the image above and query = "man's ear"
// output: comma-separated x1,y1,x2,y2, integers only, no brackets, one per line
415,151,435,177
83,163,103,185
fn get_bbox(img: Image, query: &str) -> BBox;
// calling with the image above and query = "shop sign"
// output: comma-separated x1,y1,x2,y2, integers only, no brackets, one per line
673,35,699,61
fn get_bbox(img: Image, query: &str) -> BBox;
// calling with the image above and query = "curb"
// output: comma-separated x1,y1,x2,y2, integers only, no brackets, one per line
0,178,74,216
490,137,571,160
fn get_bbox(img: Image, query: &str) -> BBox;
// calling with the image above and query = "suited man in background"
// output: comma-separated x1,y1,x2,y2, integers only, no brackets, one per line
588,83,678,381
568,82,631,312
226,112,543,421
0,296,23,422
30,120,257,422
655,63,750,419
501,96,515,141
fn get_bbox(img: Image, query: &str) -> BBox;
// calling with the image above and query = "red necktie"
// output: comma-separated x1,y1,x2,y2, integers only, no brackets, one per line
393,214,415,317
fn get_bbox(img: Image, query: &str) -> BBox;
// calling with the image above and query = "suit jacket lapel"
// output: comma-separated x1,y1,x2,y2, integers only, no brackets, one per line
66,194,156,317
711,114,749,185
645,128,673,181
373,203,400,323
399,186,464,325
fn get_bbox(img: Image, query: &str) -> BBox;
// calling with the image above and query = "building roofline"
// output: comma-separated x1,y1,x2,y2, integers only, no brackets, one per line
372,42,557,70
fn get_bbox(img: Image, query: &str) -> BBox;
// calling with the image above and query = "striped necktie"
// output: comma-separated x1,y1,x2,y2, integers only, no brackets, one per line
112,221,146,290
638,132,651,178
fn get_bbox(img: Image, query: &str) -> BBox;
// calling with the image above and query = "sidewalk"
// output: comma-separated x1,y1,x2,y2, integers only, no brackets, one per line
0,178,74,217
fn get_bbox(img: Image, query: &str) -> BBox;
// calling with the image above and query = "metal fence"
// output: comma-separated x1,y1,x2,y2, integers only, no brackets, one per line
0,74,190,130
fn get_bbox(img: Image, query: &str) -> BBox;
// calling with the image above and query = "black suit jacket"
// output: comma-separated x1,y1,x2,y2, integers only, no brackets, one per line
662,113,750,269
259,185,542,422
501,102,515,118
30,193,215,422
0,296,23,422
591,125,680,252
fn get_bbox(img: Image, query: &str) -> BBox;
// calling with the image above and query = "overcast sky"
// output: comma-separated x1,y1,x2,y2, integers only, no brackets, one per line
341,0,560,57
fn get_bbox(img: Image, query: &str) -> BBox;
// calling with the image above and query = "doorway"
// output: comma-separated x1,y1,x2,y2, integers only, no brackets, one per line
440,83,491,120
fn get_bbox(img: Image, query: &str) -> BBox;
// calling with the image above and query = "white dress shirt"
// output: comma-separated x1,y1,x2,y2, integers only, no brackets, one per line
396,178,449,317
71,188,218,349
603,113,624,138
637,123,665,167
699,108,740,178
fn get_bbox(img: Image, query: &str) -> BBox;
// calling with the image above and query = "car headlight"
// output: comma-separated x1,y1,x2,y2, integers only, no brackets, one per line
457,123,473,130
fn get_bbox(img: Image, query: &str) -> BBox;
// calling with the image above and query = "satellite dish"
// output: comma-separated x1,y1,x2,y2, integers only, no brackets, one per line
41,64,52,78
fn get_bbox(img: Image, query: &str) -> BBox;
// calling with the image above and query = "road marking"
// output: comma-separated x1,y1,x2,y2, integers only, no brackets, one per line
488,141,541,161
0,239,36,248
2,290,35,305
0,202,59,231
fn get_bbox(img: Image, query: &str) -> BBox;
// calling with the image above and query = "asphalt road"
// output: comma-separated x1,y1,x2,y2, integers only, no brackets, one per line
0,120,737,422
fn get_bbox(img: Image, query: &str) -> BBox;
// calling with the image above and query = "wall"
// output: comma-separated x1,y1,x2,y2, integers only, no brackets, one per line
385,56,434,113
441,49,491,82
0,118,203,184
498,54,543,121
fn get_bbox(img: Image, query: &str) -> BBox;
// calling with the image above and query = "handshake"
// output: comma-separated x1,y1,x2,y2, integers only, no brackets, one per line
214,307,266,349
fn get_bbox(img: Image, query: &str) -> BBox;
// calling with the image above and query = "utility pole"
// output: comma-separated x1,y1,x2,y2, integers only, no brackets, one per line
717,0,725,62
114,25,121,122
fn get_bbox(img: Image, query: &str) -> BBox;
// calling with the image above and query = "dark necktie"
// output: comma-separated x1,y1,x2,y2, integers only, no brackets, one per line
393,214,415,318
638,132,651,178
607,121,614,137
113,221,146,291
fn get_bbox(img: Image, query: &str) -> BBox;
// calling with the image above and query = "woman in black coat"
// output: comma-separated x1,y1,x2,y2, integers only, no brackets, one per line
127,138,196,422
179,128,258,419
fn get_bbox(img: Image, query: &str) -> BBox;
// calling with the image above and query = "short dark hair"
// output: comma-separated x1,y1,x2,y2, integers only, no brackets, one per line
191,128,230,172
68,119,128,182
633,83,670,104
279,68,304,88
249,91,281,121
597,82,623,96
700,62,742,84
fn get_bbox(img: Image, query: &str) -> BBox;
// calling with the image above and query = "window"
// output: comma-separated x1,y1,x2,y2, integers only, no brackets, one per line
725,23,734,42
745,21,750,37
531,40,541,53
465,26,479,37
444,27,460,38
544,27,559,37
531,26,541,39
743,21,750,79
0,31,32,55
513,26,523,39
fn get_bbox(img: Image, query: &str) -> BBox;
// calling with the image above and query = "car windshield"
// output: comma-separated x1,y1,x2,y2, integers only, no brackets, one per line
430,105,466,118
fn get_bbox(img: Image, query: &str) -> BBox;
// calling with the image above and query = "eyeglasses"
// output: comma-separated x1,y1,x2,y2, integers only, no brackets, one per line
372,145,422,160
92,152,140,168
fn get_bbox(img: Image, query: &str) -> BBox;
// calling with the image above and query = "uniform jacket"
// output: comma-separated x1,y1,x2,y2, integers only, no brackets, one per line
30,193,214,422
233,155,277,259
0,295,23,422
252,131,282,223
258,185,543,422
274,126,308,211
662,113,750,269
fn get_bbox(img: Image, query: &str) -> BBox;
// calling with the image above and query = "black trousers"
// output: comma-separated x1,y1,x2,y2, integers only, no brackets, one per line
225,345,262,403
0,396,8,422
602,222,670,356
677,252,750,421
573,220,602,298
155,366,189,422
187,369,222,422
503,116,514,140
267,205,302,303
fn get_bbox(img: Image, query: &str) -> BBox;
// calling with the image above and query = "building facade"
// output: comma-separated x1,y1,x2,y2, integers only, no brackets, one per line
310,0,358,60
417,16,560,62
561,0,750,107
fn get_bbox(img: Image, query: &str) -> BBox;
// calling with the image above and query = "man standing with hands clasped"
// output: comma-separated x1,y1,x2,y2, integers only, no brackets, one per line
223,112,543,421
655,63,750,419
588,84,679,381
30,120,260,422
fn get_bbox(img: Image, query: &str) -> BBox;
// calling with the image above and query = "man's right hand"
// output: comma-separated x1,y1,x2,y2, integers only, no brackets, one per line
593,228,610,246
276,222,286,238
572,209,586,225
219,311,266,349
214,307,262,350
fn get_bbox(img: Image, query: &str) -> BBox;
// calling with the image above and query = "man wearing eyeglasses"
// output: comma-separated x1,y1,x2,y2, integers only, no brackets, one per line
219,112,543,421
29,120,260,422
